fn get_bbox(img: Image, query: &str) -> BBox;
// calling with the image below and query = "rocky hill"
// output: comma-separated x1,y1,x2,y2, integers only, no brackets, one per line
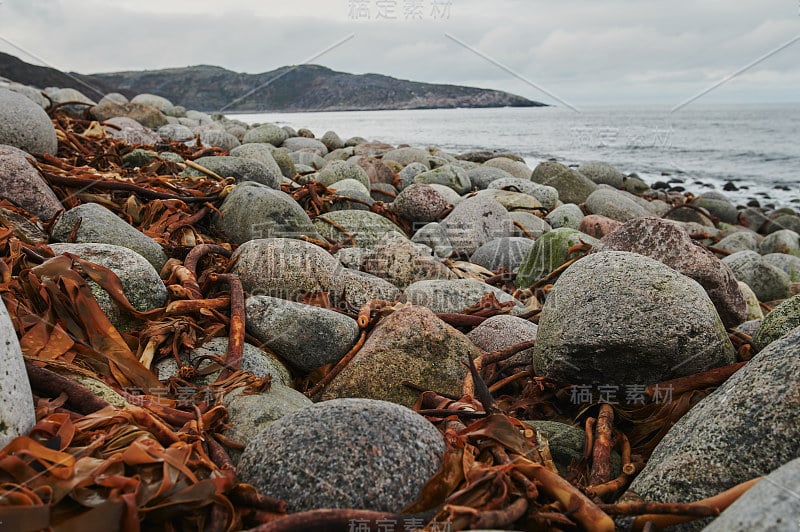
0,52,545,112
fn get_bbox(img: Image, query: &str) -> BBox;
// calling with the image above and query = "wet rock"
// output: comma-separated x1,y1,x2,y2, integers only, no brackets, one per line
441,195,512,257
49,243,166,332
362,231,454,289
596,217,747,328
323,306,480,405
403,279,526,315
484,157,532,180
626,326,800,531
411,222,453,258
90,101,168,129
534,251,736,385
238,398,444,512
702,457,800,532
0,298,36,449
509,211,551,239
545,203,584,230
723,251,791,302
0,88,58,154
184,156,281,188
222,385,312,465
531,161,597,204
469,237,535,273
516,228,598,289
155,337,291,387
752,294,800,349
585,188,651,222
51,202,167,271
313,210,406,248
578,214,622,239
245,296,359,372
393,183,450,223
758,229,800,256
413,164,472,195
0,148,62,220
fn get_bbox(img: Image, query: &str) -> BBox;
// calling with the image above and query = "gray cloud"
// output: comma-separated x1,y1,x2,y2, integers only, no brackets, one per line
0,0,797,104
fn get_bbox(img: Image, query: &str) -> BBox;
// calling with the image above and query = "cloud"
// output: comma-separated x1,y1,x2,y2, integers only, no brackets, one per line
0,0,797,104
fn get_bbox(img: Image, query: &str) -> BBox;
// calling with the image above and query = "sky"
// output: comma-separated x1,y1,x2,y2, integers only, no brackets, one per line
0,0,798,105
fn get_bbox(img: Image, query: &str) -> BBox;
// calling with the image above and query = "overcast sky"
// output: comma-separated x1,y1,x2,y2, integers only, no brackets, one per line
0,0,798,105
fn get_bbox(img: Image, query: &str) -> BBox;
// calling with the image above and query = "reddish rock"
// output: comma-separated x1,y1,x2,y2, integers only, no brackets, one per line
354,142,394,158
579,214,623,239
357,156,396,185
595,217,747,328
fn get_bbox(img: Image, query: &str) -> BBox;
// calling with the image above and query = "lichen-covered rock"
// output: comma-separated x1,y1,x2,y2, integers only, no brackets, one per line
413,164,472,194
382,147,431,168
322,306,481,406
91,101,168,129
759,229,800,256
313,210,406,248
393,183,450,223
469,237,535,273
531,161,597,204
534,251,736,385
585,188,651,222
361,231,454,289
487,177,559,209
411,222,453,258
510,211,551,239
467,314,537,366
516,228,598,288
484,157,532,180
715,231,760,254
466,166,515,190
546,203,584,230
752,294,800,349
578,161,625,188
723,250,791,302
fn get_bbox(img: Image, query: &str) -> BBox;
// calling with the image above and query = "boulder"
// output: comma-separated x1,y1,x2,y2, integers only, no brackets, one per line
0,88,58,154
0,299,36,449
0,148,62,220
441,195,512,257
184,156,280,188
531,161,597,204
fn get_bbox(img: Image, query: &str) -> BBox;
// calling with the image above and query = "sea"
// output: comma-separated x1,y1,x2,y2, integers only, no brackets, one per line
229,104,800,209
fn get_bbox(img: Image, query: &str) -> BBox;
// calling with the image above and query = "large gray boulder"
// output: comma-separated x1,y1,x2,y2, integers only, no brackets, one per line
469,237,535,273
0,147,62,220
238,398,444,512
50,202,167,271
0,88,58,155
534,251,736,385
585,187,651,222
0,299,36,449
441,195,512,257
627,326,800,531
184,156,281,188
215,181,320,244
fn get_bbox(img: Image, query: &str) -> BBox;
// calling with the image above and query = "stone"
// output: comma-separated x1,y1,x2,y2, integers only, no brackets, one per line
7,83,48,108
488,178,559,210
702,457,800,532
764,214,800,235
49,243,166,332
483,157,532,180
516,228,598,289
715,231,760,254
90,101,168,129
752,294,800,349
467,315,537,366
403,279,526,315
694,195,740,224
51,203,167,271
228,143,284,183
335,247,370,269
545,203,584,230
290,151,326,170
245,296,360,372
413,164,472,194
382,147,431,168
466,166,515,189
154,337,291,388
102,116,161,144
428,184,462,205
578,161,625,188
762,253,800,281
238,398,444,512
356,157,395,185
469,237,535,273
396,162,429,190
723,251,791,302
329,178,370,197
269,148,297,178
393,183,450,223
578,214,622,239
323,306,480,405
0,298,36,449
362,231,454,289
216,182,320,244
354,142,393,157
184,156,280,188
320,130,344,151
0,148,62,220
509,212,551,239
738,282,764,321
313,210,406,248
0,88,58,154
130,93,173,112
585,188,651,222
457,150,523,163
626,327,800,531
531,161,597,204
157,123,193,142
48,87,95,107
316,160,370,189
596,217,747,328
281,137,328,156
441,195,512,257
336,269,401,309
222,385,312,465
198,130,240,151
759,229,800,256
411,222,453,258
534,251,736,385
477,189,541,214
523,420,620,477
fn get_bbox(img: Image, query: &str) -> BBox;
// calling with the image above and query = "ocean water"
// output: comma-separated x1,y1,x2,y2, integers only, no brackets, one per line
230,104,800,208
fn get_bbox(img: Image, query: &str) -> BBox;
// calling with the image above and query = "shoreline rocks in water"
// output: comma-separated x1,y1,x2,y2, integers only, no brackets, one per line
0,80,798,530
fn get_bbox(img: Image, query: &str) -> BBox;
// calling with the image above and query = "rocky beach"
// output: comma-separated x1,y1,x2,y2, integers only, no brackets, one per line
0,80,798,531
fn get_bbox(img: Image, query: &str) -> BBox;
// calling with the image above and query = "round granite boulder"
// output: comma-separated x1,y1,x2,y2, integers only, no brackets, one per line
0,88,57,155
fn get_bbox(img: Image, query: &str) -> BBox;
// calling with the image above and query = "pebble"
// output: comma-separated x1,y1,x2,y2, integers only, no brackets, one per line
466,166,515,189
585,187,651,221
752,294,800,349
393,183,450,223
467,314,538,366
483,157,532,180
515,228,598,288
382,147,431,168
91,101,168,129
313,210,406,248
